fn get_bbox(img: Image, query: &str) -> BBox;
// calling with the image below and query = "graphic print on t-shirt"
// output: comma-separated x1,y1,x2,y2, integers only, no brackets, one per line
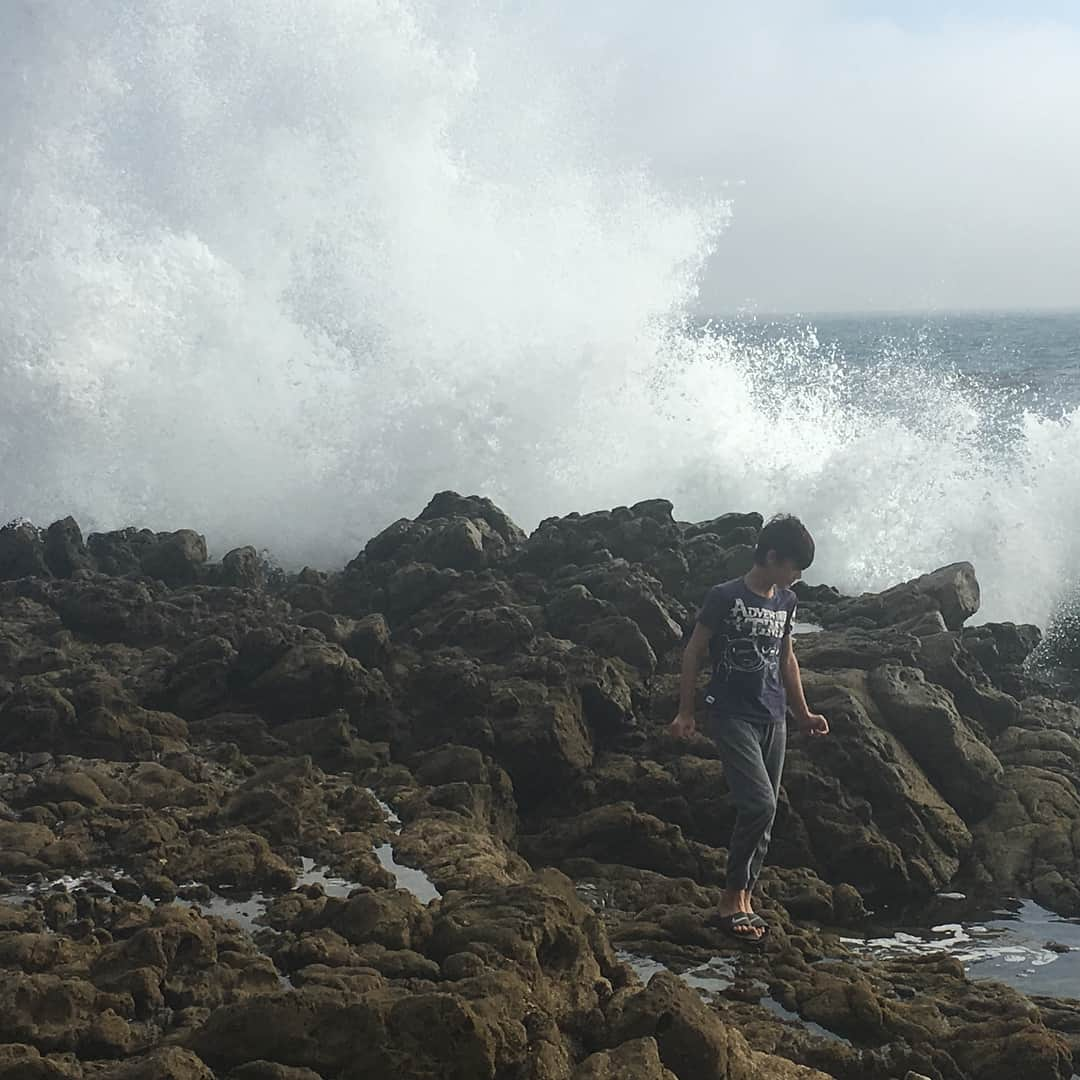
698,579,796,723
720,597,789,675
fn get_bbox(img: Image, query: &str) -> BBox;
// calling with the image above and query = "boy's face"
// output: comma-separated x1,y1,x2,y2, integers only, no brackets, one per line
766,552,804,588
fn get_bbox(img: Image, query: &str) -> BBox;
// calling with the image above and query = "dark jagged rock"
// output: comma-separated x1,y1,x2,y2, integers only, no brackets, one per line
916,630,1022,734
789,626,920,670
868,663,1004,820
823,561,981,632
0,522,50,581
962,621,1043,695
84,526,208,586
219,546,266,590
1,494,1078,1080
682,511,764,544
516,501,686,579
361,491,525,574
137,530,208,587
43,518,94,579
788,669,973,898
297,611,392,670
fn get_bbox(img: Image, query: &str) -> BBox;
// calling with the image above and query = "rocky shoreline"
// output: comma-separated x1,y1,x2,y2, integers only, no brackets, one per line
1,495,1079,1080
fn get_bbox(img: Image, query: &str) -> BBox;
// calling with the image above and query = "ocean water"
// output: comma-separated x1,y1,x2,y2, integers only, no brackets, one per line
1,2,1078,628
841,894,1080,1000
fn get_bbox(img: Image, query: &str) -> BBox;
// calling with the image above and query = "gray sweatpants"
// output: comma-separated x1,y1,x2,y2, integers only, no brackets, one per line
708,714,787,892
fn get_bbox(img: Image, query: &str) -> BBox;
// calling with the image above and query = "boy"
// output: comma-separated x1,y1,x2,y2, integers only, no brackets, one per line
669,514,828,942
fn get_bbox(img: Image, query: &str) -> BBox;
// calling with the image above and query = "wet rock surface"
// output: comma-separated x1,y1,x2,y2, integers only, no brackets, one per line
1,493,1078,1079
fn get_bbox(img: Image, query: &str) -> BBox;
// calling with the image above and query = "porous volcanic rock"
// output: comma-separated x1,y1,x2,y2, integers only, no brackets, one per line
1,497,1078,1080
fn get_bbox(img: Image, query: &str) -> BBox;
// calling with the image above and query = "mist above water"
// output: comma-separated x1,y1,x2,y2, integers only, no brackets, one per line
2,0,1077,627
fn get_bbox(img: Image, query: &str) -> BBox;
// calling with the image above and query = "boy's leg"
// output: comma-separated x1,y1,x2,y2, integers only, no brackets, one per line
747,720,787,894
711,717,777,895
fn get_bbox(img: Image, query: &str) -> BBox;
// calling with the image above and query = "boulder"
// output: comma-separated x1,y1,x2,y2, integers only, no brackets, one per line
51,578,169,646
518,503,685,577
138,530,208,587
220,546,265,590
944,1016,1073,1080
0,974,102,1053
488,680,593,812
0,522,50,581
970,765,1080,915
520,804,710,882
43,518,93,579
546,585,618,638
238,634,385,724
683,540,756,606
916,631,1022,733
827,562,981,631
24,768,109,808
187,983,522,1079
418,491,527,548
606,971,759,1080
555,563,685,657
392,815,529,893
0,822,60,874
164,829,295,891
581,616,657,675
785,669,972,898
962,621,1043,693
994,726,1080,779
427,870,615,1025
95,1050,215,1080
0,1044,84,1079
683,512,763,544
1019,696,1080,736
573,1038,677,1080
160,636,237,719
86,528,152,576
363,494,524,573
381,563,461,624
421,605,536,660
792,627,920,671
416,517,493,571
868,664,1004,820
227,1064,324,1080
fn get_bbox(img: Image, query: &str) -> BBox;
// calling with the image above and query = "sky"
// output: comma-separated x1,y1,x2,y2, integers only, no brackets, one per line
531,1,1080,314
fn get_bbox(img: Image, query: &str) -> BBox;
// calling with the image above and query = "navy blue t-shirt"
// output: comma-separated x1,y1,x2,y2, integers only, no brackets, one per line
697,578,797,724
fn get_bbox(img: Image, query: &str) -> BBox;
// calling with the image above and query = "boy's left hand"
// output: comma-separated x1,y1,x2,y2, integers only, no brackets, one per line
798,712,829,737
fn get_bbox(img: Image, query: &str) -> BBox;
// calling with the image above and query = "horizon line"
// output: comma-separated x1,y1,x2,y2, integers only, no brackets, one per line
697,304,1080,320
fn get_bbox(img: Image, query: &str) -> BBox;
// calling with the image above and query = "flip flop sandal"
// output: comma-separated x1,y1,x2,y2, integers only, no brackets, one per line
714,912,764,944
746,913,770,937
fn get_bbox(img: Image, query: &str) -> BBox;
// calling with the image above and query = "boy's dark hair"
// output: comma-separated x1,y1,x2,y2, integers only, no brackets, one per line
755,514,815,570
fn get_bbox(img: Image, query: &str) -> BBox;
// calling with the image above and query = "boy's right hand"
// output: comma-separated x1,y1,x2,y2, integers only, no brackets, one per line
669,712,696,738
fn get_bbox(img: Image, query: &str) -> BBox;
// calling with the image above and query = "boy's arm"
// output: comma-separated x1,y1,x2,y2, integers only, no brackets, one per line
781,635,829,736
669,622,711,737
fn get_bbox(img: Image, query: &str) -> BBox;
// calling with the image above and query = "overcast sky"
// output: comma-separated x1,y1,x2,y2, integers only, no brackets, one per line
534,1,1080,314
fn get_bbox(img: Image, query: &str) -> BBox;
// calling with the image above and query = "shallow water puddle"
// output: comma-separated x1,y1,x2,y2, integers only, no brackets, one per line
296,856,364,898
176,887,270,932
170,858,372,934
1,789,441,937
617,949,735,995
759,995,852,1044
367,790,402,827
374,844,441,904
842,898,1080,998
616,949,850,1043
365,787,441,904
0,871,124,906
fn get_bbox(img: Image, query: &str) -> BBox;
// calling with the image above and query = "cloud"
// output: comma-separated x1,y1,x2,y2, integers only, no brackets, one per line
523,2,1080,312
